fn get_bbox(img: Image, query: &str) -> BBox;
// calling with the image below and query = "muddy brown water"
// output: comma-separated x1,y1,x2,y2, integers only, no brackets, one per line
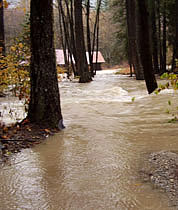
1,70,178,210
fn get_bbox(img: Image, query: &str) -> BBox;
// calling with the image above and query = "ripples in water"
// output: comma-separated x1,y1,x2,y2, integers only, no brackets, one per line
1,70,178,209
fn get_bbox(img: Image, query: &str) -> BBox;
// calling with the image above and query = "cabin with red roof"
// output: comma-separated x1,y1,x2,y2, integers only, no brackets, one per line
55,49,105,70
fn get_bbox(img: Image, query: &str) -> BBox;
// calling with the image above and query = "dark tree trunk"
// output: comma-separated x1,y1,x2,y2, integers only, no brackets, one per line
91,0,102,75
58,9,69,68
58,0,77,76
67,0,77,76
175,0,178,61
125,0,132,77
74,0,92,83
171,46,176,71
157,0,163,73
126,0,133,77
126,0,144,80
172,0,178,72
63,0,77,63
150,0,159,73
95,8,100,74
162,0,167,73
86,0,94,76
137,0,158,94
0,0,5,55
28,0,63,128
95,0,102,75
67,0,77,67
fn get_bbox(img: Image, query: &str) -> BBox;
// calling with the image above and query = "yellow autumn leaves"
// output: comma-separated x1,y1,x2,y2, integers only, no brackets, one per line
0,40,30,101
0,0,9,9
0,0,27,13
11,43,24,52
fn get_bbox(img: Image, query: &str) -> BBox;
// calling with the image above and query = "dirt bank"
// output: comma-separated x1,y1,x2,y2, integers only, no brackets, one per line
140,151,178,207
0,120,59,163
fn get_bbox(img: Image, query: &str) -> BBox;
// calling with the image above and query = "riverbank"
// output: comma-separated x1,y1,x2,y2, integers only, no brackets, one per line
140,151,178,207
0,120,59,163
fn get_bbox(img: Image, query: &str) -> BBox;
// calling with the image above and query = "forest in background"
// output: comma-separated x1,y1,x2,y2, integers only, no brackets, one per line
3,0,178,68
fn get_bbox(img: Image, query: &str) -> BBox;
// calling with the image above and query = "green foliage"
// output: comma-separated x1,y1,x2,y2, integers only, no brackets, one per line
165,108,170,114
131,97,135,102
115,71,121,75
168,117,178,123
160,72,178,90
155,72,178,122
168,100,171,106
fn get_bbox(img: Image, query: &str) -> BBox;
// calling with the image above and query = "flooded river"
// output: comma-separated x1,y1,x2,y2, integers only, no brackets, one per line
1,70,178,210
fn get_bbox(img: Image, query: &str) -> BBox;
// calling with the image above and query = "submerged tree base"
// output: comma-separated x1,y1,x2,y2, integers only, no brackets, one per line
0,119,61,163
79,72,93,83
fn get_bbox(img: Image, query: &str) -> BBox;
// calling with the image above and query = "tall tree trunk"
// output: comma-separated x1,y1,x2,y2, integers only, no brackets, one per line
58,0,77,76
125,0,133,77
67,0,77,76
28,0,64,129
172,0,178,72
91,0,101,74
171,46,176,72
58,9,69,69
95,8,100,74
162,0,167,73
0,0,5,55
95,0,101,75
126,0,144,80
74,0,92,83
150,0,159,73
64,0,77,66
157,0,163,73
175,0,178,62
86,0,94,76
137,0,158,94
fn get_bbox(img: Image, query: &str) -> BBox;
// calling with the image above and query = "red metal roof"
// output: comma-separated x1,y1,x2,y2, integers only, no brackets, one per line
56,49,66,65
55,49,105,65
86,51,105,64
